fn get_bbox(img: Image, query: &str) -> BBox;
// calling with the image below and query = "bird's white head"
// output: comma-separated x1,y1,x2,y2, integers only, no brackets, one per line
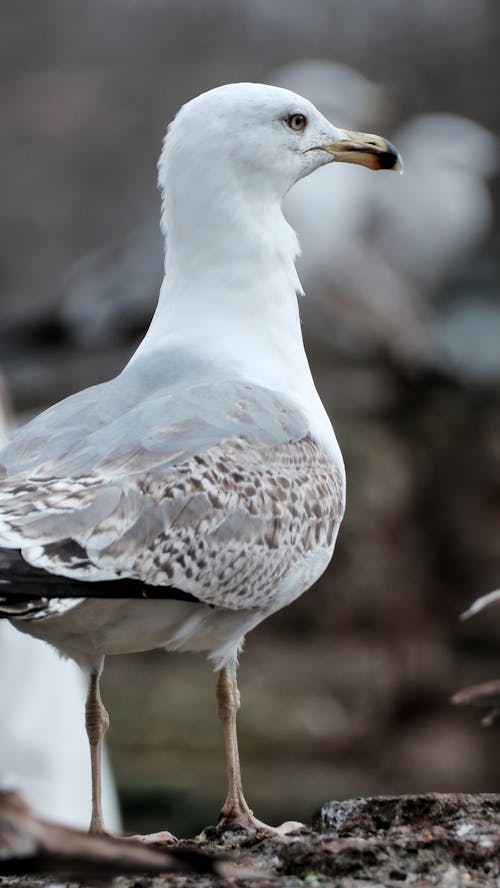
158,82,401,241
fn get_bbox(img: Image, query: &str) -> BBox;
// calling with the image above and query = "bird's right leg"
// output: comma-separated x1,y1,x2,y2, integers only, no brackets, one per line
85,660,110,835
216,661,264,829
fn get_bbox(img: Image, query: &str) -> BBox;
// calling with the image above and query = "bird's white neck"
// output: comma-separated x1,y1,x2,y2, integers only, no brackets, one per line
131,197,337,455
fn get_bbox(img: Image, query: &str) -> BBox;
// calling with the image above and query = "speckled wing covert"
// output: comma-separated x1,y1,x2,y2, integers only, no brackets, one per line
0,349,344,613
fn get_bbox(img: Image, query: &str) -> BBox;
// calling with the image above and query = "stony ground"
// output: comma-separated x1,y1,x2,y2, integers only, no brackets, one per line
2,794,499,888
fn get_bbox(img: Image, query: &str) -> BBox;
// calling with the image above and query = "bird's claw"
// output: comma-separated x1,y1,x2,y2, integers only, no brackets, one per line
127,830,177,845
202,811,306,841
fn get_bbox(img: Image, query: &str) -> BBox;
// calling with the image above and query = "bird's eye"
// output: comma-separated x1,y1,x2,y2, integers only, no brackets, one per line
287,113,307,132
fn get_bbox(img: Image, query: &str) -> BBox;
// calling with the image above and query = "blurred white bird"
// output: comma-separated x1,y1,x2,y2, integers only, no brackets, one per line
271,65,499,372
271,60,430,365
369,113,498,381
370,114,498,293
0,375,121,830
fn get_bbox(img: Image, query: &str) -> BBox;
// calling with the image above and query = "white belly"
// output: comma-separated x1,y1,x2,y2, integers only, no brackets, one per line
12,543,335,673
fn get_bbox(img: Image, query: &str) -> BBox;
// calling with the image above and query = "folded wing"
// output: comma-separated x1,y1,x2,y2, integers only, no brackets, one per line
0,366,343,612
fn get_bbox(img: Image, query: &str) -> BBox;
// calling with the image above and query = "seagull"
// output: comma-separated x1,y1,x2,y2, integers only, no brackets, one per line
0,83,401,837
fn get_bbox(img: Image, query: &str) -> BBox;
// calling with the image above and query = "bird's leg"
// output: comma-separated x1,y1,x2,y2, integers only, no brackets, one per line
214,663,305,837
216,662,262,829
85,663,175,846
85,663,110,835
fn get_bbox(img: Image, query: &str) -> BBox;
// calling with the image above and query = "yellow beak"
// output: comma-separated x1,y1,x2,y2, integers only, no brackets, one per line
316,129,403,172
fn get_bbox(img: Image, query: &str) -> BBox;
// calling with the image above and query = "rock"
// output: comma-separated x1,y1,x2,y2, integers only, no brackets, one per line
1,792,499,886
193,794,500,887
308,794,500,885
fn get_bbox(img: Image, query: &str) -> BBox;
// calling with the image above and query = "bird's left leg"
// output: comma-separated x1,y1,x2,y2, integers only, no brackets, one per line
215,661,306,835
216,661,266,829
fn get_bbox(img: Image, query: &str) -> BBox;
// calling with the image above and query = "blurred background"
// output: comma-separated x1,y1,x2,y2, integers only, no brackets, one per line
1,0,500,838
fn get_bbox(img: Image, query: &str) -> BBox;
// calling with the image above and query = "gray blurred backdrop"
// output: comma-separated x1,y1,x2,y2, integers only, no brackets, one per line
1,0,500,836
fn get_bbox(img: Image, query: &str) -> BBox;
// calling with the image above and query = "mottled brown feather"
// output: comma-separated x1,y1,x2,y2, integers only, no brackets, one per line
0,435,343,612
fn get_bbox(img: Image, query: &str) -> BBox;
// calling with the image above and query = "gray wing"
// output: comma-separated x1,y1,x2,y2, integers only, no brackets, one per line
0,358,343,610
0,348,306,477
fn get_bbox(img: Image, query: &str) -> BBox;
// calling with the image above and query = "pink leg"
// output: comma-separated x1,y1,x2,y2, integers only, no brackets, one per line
85,666,110,835
216,662,263,828
85,662,175,845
